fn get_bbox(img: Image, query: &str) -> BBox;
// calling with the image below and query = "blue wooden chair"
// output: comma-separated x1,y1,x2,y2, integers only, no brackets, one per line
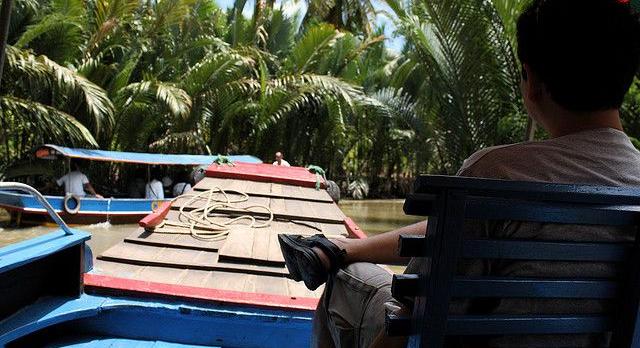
385,175,640,347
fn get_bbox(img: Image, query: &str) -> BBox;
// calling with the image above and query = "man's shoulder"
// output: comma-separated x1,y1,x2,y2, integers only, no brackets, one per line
457,129,640,184
457,139,582,180
457,143,529,176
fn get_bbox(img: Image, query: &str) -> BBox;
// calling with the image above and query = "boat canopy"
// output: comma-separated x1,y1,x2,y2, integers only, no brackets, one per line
35,144,263,166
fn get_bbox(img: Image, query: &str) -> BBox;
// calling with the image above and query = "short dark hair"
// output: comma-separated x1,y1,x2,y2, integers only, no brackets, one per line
150,167,163,181
517,0,640,111
70,159,81,171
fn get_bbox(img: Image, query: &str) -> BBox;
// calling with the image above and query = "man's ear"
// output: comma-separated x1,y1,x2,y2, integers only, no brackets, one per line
522,64,543,103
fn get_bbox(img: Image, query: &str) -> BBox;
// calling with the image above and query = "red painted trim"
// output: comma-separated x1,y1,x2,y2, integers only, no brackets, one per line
344,217,367,239
84,274,319,311
0,204,23,212
206,163,325,189
139,201,172,228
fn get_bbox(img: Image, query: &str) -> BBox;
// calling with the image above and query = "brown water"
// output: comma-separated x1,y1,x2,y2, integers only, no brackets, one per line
0,200,422,255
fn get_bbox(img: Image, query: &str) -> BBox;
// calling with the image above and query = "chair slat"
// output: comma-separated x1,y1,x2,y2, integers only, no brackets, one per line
404,193,640,226
414,175,640,205
446,315,612,335
451,277,618,299
399,237,632,261
398,235,427,257
392,274,420,298
386,312,414,336
461,239,631,262
465,197,640,226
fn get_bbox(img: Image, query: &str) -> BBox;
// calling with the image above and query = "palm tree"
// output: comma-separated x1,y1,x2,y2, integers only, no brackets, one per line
385,0,527,173
0,44,113,170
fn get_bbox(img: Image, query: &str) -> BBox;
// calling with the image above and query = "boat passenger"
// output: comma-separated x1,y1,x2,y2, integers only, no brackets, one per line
172,172,192,197
56,160,103,199
272,151,290,166
278,1,640,347
145,168,164,200
162,174,173,197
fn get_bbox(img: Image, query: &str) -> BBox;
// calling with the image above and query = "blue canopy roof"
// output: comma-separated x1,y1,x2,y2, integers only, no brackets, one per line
36,145,263,166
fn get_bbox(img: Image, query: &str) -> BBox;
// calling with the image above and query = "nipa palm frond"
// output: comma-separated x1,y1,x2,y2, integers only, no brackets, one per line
5,46,115,136
1,95,97,146
287,23,345,74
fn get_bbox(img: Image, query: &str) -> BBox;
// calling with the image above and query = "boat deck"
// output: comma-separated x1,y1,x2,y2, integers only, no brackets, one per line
87,164,363,309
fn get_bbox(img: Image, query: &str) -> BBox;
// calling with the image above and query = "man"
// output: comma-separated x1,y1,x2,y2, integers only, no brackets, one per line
56,160,102,198
273,151,291,166
278,1,640,347
145,168,164,200
172,171,193,197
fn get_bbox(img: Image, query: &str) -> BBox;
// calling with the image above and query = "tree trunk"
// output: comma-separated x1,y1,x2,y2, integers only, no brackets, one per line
524,117,536,141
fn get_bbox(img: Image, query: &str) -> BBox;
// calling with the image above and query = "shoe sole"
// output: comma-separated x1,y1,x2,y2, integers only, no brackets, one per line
277,234,326,290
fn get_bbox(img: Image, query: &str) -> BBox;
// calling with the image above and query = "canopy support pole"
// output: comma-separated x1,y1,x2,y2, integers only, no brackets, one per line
0,0,13,85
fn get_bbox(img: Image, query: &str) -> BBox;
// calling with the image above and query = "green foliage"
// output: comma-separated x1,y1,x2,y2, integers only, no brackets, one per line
6,0,638,199
621,78,640,149
386,0,526,173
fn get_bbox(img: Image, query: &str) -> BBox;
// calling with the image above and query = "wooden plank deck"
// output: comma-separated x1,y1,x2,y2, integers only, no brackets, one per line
91,172,349,306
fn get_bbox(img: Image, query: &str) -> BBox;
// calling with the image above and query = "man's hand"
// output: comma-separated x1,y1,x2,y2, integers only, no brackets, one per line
84,183,102,198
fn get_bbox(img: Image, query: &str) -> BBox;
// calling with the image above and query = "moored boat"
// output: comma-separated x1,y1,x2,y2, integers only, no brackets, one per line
0,161,366,347
0,144,262,225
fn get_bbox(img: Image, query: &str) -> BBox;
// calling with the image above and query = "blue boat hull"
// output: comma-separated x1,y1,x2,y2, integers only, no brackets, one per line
2,294,313,348
0,228,315,347
0,191,169,224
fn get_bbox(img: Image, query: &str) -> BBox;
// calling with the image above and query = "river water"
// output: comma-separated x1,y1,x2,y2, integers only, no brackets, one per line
0,200,423,254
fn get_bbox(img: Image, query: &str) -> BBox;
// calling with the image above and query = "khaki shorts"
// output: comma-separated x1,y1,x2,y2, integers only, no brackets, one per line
311,262,399,348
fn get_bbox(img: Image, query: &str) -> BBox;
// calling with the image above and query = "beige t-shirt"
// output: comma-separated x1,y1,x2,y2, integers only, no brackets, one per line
458,128,640,186
440,128,640,347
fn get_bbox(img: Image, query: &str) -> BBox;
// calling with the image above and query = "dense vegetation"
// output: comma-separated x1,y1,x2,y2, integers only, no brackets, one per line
1,0,640,198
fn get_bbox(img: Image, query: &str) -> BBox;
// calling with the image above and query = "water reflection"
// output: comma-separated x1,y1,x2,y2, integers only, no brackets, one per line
0,219,136,255
338,199,423,235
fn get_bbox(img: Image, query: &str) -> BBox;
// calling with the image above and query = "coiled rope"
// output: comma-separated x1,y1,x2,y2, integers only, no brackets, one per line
152,187,273,241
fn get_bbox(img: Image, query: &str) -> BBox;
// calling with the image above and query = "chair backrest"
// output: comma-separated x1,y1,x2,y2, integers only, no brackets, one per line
386,175,640,348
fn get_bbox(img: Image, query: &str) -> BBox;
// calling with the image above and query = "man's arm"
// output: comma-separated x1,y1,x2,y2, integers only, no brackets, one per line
55,175,65,187
83,183,103,198
334,220,427,265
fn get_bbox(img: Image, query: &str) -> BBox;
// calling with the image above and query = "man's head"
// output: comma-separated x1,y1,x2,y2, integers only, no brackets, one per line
275,152,283,162
150,167,162,181
70,160,81,172
517,0,640,122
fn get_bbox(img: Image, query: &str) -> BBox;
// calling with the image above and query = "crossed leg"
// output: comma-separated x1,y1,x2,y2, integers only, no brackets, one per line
308,221,427,347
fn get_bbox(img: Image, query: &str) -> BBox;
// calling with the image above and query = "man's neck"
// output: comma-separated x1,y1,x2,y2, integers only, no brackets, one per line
541,108,623,138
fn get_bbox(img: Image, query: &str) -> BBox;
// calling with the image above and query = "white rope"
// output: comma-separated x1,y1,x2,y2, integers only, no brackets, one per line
152,186,273,241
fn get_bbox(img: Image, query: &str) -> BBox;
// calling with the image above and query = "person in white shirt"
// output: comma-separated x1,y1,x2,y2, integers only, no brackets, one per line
56,161,102,198
145,168,164,200
273,151,291,166
172,171,192,197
